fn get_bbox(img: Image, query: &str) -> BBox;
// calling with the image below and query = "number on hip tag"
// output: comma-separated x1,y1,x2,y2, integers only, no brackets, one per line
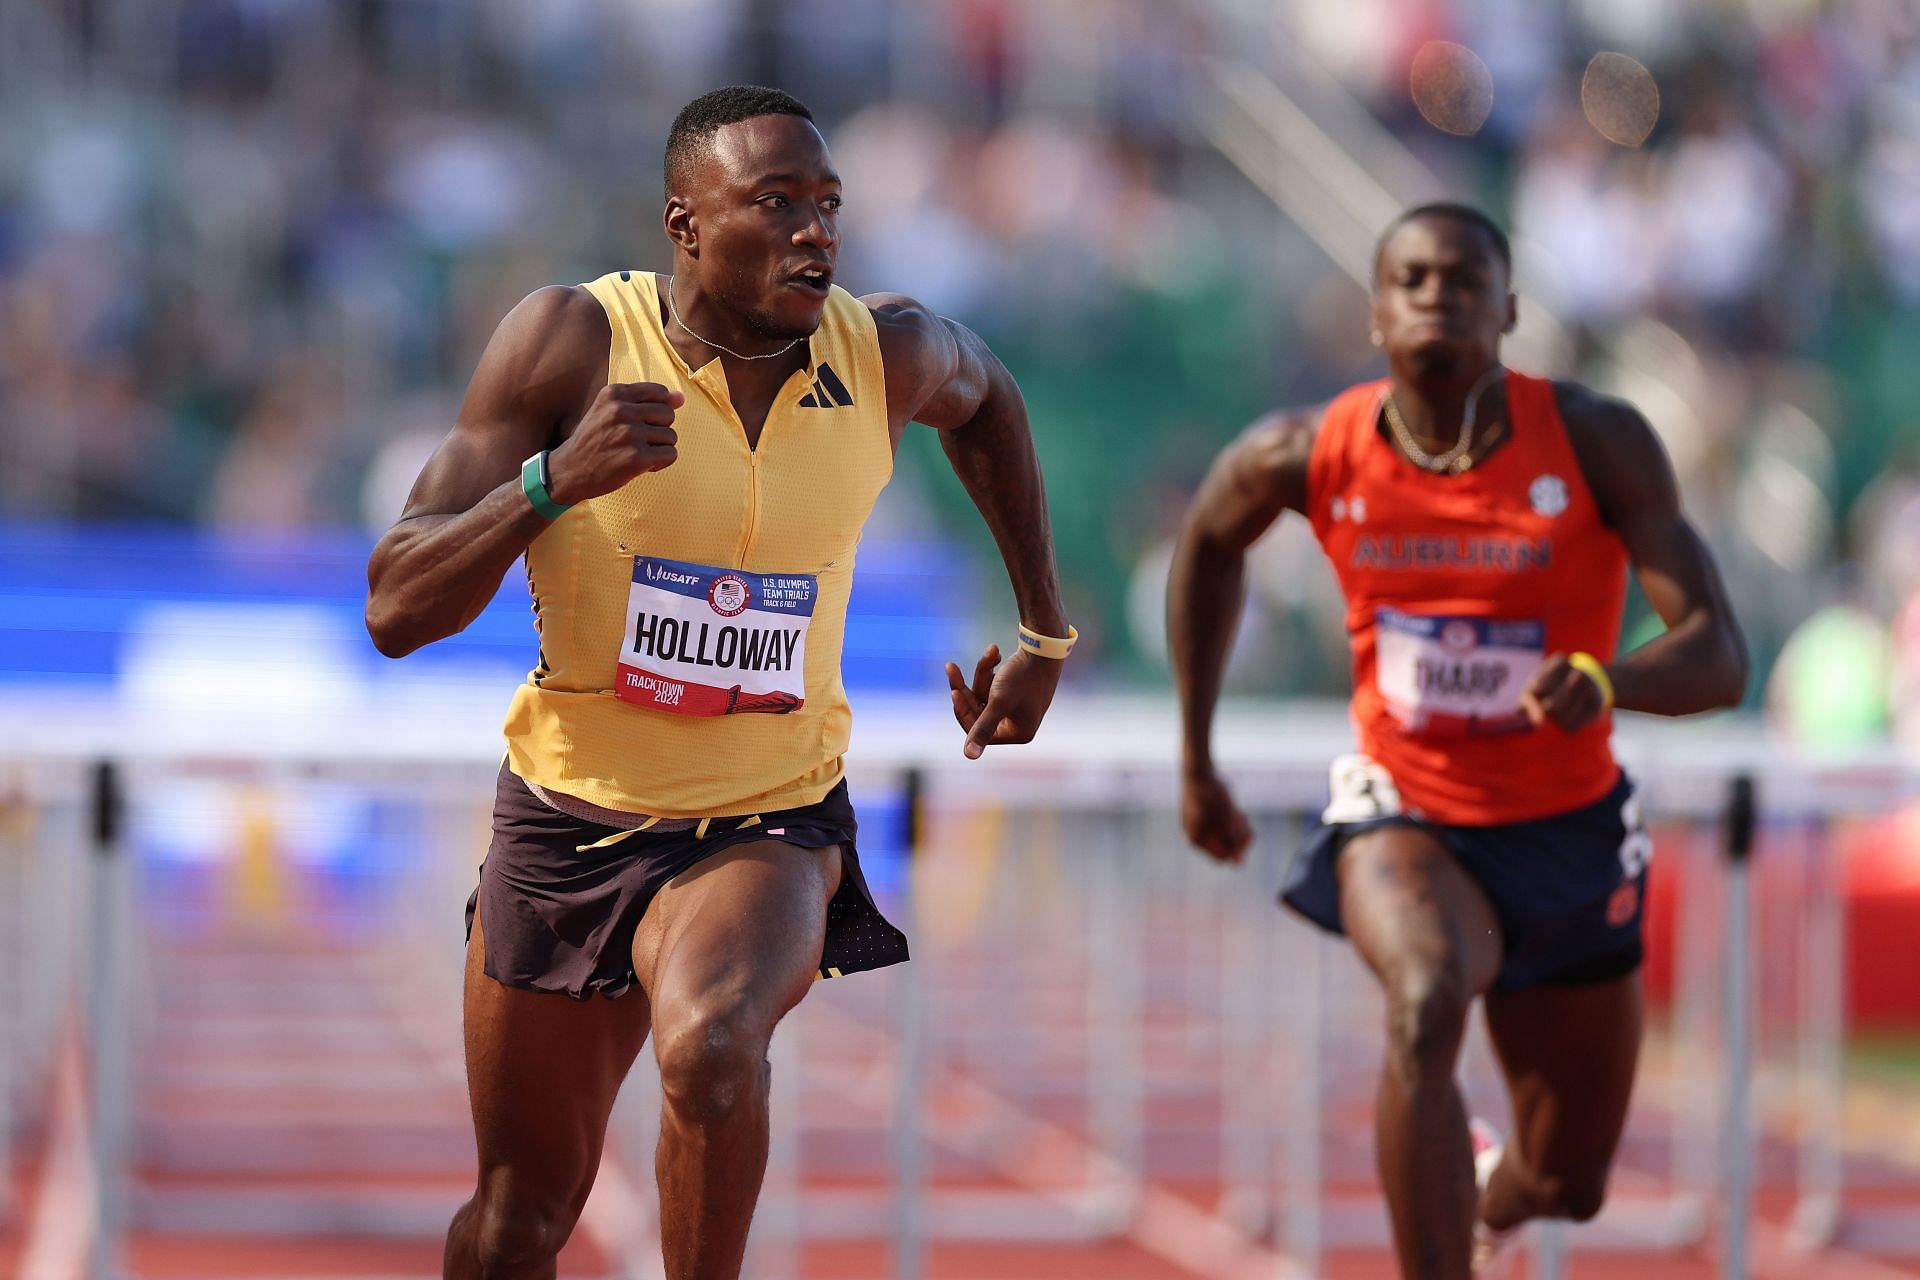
1322,754,1404,824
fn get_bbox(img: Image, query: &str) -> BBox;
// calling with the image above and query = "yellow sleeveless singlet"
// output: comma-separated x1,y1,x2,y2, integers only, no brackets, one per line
502,271,893,817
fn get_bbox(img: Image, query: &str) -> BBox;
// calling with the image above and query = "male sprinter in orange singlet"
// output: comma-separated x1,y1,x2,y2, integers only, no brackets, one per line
365,87,1073,1280
1169,204,1747,1278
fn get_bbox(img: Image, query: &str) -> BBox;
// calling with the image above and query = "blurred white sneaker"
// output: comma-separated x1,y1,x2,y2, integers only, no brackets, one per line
1470,1117,1518,1275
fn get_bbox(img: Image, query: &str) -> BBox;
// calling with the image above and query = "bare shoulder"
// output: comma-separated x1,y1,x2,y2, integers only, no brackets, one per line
1551,379,1676,524
1552,380,1659,448
460,284,611,432
862,290,996,433
1242,406,1322,472
491,284,611,380
1233,405,1323,513
1185,405,1325,548
862,290,941,338
862,291,953,383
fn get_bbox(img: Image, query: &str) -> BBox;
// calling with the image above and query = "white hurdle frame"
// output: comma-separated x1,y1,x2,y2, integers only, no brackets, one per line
10,701,1917,1276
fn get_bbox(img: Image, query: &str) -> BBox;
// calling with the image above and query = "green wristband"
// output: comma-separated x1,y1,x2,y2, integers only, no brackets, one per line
521,451,570,521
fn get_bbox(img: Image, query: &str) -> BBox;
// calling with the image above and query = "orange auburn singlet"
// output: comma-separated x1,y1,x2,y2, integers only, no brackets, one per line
1306,371,1628,825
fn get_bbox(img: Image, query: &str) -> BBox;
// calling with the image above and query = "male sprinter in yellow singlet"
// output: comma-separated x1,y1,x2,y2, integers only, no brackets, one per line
1168,205,1747,1278
365,86,1072,1280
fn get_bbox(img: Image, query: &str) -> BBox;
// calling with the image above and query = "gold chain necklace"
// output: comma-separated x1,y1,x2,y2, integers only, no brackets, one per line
1382,365,1506,475
666,276,801,362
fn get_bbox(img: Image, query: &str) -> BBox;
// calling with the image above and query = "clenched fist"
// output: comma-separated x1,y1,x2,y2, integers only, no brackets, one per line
1181,766,1253,865
1519,652,1608,732
548,381,685,504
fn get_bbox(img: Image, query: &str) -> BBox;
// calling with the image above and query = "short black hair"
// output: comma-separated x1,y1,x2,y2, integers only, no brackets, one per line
1373,203,1512,280
665,85,815,197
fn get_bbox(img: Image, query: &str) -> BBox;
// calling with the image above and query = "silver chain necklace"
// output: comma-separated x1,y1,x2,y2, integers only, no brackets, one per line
665,276,801,362
1382,364,1507,475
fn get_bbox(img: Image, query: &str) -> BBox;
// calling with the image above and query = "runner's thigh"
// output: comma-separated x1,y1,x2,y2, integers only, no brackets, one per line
634,838,843,1031
1484,972,1643,1185
1338,824,1503,999
464,911,652,1201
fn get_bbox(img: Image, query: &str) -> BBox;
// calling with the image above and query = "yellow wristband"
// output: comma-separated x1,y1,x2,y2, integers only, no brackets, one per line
1568,651,1615,711
1017,622,1078,660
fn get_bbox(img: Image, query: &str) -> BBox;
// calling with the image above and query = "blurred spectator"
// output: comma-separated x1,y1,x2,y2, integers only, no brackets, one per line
0,0,1914,708
1767,591,1893,749
1514,104,1659,331
208,354,346,528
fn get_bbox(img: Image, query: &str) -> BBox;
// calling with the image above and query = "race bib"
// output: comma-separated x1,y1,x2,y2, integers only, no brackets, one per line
1375,608,1542,736
615,557,815,716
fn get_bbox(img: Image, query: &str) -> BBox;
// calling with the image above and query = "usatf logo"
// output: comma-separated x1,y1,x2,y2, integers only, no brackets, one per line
645,563,700,585
1440,620,1478,652
797,362,853,409
708,574,750,617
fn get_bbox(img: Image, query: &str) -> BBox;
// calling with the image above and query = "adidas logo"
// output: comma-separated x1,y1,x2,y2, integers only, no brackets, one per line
797,362,852,409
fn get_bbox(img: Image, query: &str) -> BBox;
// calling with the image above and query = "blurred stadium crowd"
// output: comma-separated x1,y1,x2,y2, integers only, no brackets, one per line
1,0,1917,742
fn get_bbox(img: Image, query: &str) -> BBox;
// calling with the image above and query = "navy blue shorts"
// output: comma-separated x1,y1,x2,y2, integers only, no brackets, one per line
1280,763,1649,994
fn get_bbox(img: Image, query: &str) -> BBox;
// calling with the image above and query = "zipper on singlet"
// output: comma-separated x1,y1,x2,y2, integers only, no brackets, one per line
738,452,761,564
734,366,809,564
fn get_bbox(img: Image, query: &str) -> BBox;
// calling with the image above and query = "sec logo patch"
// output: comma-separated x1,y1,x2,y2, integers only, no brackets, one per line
1529,474,1570,518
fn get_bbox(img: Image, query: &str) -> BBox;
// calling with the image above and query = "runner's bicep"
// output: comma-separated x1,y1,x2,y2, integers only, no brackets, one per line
399,287,606,520
1187,417,1303,551
393,421,536,521
1620,511,1734,635
867,295,971,430
1574,398,1731,633
912,317,999,431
